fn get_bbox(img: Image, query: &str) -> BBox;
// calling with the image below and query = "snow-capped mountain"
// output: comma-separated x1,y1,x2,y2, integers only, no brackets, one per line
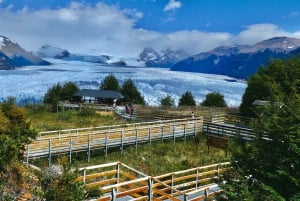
139,47,189,67
36,44,143,67
172,36,300,79
36,44,71,59
0,36,50,70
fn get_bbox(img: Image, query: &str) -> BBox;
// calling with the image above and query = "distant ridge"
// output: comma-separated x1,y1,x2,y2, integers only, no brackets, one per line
171,36,300,79
0,36,50,70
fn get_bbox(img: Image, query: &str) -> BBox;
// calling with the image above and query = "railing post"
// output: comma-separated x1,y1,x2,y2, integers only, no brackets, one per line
148,127,151,144
69,138,72,164
121,130,124,153
173,125,175,144
135,127,138,150
111,188,116,201
48,138,52,167
105,131,108,158
196,168,199,189
83,169,86,183
148,178,153,200
217,164,220,183
87,134,91,163
184,124,186,143
204,188,208,200
26,144,29,164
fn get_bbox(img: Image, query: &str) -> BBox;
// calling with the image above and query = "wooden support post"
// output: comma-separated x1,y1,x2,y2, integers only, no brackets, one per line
111,188,116,201
48,138,52,167
121,131,124,153
184,124,186,143
26,144,29,164
161,126,164,143
69,138,72,164
173,125,175,144
87,134,91,163
105,132,108,158
148,178,153,201
83,169,86,183
196,169,199,189
204,189,208,200
135,128,138,150
148,127,151,144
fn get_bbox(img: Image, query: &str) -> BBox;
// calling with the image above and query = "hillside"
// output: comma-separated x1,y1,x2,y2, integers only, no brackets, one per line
0,36,50,70
172,36,300,79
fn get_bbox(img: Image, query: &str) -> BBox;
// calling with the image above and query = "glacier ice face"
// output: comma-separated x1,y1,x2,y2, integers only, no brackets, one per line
0,58,246,106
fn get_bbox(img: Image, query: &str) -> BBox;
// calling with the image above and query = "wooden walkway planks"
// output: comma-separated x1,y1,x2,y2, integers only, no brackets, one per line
77,161,230,201
25,118,203,164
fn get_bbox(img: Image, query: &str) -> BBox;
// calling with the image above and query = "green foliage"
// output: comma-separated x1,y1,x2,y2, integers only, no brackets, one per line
160,94,175,107
39,156,101,201
240,58,300,117
201,92,227,107
100,74,120,91
178,91,196,106
44,82,79,111
0,98,37,171
220,94,300,199
121,78,145,105
77,107,96,117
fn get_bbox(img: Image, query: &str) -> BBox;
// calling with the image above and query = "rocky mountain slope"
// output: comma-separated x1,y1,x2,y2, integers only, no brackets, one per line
172,36,300,79
138,47,189,67
0,36,50,70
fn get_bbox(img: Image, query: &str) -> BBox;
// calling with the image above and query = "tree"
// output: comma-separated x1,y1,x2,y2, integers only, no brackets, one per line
100,74,120,91
178,91,196,106
44,82,79,111
201,92,227,107
40,157,101,201
0,97,37,171
240,58,300,117
160,95,175,107
121,79,145,105
219,58,300,200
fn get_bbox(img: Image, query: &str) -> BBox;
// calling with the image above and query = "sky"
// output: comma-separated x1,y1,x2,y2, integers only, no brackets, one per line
0,0,300,57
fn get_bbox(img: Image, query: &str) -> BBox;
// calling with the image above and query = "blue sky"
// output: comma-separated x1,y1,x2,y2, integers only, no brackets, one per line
0,0,300,57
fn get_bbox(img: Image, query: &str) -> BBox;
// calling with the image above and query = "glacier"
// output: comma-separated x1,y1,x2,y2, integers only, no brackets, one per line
0,59,246,106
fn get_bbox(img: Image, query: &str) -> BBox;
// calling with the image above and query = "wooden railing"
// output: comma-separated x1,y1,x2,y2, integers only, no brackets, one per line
77,161,231,201
25,118,203,165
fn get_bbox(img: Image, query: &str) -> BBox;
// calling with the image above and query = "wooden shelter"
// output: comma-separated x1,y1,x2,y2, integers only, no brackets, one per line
73,89,124,104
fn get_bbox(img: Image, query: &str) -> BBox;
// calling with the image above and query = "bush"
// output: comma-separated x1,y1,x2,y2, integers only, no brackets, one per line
178,91,196,106
201,92,227,107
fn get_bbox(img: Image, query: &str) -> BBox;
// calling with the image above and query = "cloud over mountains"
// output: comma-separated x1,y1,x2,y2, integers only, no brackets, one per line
0,1,300,57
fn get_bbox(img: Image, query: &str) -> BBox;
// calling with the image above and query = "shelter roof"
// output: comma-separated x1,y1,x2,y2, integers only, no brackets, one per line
74,89,124,99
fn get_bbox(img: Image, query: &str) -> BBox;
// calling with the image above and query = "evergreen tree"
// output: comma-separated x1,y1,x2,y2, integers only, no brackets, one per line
240,58,300,117
219,58,300,200
44,82,79,111
178,91,196,106
201,92,227,107
160,94,175,107
121,79,145,105
100,74,120,91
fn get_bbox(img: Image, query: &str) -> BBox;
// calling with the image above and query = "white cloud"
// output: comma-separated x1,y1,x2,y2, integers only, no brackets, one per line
235,24,292,45
163,0,182,12
0,2,300,58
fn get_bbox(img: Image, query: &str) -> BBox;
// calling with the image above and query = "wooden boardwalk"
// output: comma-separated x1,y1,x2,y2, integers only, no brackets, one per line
25,118,203,165
77,161,230,201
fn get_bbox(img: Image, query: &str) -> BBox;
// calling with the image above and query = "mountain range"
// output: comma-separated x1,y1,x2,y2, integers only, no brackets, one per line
171,36,300,79
1,35,300,80
0,36,50,70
